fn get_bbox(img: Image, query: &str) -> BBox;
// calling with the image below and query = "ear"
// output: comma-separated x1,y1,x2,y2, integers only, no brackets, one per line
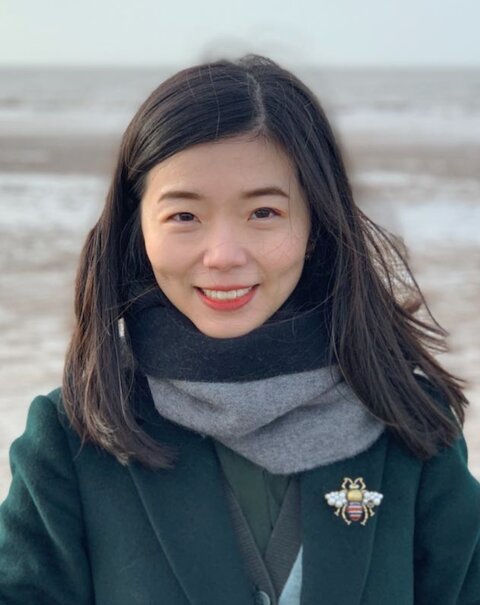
305,238,316,259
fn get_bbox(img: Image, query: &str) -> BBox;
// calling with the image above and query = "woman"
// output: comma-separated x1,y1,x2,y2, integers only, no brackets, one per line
0,55,479,604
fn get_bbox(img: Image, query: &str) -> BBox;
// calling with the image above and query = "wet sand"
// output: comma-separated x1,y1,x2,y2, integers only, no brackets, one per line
1,134,479,501
0,134,120,175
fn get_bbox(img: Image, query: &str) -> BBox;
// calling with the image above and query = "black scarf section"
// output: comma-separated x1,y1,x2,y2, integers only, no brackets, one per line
124,258,334,383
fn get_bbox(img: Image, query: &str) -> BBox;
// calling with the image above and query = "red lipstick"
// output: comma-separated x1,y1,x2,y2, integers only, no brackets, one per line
195,285,258,311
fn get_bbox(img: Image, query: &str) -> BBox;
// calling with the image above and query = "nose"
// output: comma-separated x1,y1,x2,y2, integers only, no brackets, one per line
202,227,248,270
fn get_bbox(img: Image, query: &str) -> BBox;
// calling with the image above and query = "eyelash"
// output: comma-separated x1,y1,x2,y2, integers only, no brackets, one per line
252,207,279,220
168,207,280,222
168,213,195,223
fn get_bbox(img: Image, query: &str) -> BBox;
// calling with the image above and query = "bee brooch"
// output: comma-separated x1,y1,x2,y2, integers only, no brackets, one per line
325,477,383,526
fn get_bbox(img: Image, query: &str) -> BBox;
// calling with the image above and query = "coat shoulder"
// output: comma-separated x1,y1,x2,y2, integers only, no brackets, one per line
17,387,81,448
0,390,94,603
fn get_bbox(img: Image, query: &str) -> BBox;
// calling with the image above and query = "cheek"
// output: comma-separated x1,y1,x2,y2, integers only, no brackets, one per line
148,249,180,277
144,238,194,285
143,238,164,273
141,216,171,272
140,212,157,263
263,231,308,269
141,227,168,277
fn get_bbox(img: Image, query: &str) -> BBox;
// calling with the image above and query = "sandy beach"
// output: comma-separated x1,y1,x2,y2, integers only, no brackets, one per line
1,68,479,500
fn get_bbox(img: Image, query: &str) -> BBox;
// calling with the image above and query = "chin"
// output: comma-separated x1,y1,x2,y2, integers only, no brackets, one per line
195,320,263,340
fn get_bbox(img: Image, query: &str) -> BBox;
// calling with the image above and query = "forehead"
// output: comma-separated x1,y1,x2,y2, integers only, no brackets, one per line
145,136,299,191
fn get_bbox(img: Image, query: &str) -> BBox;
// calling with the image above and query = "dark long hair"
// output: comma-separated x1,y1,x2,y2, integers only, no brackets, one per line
63,54,468,468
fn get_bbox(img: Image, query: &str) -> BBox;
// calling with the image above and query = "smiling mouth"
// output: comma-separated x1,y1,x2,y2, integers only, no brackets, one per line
194,284,260,306
198,286,255,301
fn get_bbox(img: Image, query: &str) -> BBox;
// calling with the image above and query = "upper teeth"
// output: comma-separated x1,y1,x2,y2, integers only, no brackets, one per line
201,287,253,300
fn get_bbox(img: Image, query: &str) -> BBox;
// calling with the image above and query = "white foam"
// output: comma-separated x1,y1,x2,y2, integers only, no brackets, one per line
353,171,480,248
0,172,107,230
398,198,480,247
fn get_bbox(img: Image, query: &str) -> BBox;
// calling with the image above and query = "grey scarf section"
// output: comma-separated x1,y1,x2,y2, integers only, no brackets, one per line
147,366,384,474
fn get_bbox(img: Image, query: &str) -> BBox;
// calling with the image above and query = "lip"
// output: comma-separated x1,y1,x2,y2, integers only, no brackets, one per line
195,284,259,311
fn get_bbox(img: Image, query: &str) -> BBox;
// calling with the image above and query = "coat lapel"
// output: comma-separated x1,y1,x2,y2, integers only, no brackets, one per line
128,390,253,605
300,433,388,604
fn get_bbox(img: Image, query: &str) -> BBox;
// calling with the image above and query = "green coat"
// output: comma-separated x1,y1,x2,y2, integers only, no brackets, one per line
1,386,479,604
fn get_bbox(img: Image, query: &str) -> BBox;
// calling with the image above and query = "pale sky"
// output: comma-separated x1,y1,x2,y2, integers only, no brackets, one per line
1,0,479,67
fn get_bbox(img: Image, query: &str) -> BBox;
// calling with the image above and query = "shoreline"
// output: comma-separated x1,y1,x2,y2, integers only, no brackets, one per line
1,133,480,180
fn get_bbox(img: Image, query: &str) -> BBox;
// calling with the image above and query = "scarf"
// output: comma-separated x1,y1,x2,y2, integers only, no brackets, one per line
125,269,384,474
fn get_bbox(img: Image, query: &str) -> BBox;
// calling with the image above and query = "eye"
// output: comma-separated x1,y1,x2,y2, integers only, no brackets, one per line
251,207,279,220
169,212,197,222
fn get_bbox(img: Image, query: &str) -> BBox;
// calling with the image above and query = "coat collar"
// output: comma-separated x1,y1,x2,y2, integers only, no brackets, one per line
128,384,387,604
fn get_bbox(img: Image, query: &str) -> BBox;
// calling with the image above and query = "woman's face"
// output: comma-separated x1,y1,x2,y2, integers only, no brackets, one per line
140,135,311,338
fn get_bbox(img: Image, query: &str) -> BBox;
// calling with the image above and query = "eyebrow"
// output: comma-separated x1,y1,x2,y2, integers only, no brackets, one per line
157,186,290,203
